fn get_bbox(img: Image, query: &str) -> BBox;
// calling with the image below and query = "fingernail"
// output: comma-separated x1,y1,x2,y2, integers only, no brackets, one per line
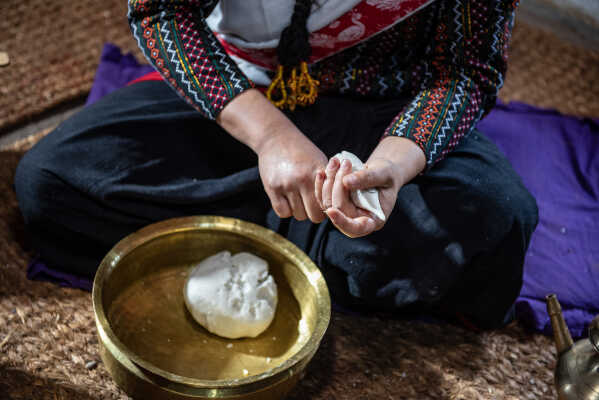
325,160,333,172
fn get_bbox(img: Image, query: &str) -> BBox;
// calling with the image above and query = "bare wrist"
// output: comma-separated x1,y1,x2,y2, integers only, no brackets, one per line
216,89,297,155
368,136,426,187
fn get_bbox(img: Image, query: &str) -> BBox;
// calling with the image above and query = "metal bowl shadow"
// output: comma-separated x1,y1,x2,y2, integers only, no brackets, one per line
92,216,331,399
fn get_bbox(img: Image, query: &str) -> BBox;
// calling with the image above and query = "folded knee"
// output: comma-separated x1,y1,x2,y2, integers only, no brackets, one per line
14,145,62,227
462,171,539,247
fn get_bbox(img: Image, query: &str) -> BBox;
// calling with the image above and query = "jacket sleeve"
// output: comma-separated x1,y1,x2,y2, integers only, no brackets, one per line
383,0,517,168
128,0,254,120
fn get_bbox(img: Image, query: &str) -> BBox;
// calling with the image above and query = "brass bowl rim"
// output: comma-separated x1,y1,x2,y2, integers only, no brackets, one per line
92,215,331,392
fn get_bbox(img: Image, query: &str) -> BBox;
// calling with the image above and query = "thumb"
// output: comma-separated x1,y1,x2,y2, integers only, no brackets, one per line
343,167,389,191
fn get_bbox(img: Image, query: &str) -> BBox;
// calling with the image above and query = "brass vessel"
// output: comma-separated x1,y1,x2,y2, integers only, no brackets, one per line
92,216,331,399
546,294,599,399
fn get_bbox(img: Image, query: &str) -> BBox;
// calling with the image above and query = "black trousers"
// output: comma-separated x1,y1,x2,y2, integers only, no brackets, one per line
14,81,538,328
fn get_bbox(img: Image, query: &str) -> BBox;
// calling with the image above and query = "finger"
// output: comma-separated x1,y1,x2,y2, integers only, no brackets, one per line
326,207,377,238
287,191,308,221
268,190,292,218
322,157,340,209
372,216,386,231
332,159,353,210
314,169,326,210
355,207,386,229
343,167,390,191
301,186,326,223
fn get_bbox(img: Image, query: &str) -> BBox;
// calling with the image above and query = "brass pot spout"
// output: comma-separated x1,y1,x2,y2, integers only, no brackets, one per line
546,294,599,400
547,294,574,355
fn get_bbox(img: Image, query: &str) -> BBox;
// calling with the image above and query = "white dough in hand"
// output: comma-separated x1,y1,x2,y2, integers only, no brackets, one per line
333,151,386,221
183,251,278,339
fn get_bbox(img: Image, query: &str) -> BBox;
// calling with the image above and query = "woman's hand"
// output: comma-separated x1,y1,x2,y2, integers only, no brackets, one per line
315,157,400,237
256,129,328,222
315,136,426,237
217,89,327,223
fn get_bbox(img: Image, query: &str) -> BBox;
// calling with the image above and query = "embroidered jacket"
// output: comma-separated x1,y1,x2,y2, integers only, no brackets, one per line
128,0,517,167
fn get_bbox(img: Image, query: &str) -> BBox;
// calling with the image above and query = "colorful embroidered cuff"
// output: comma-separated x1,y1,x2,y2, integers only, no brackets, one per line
129,0,254,120
383,75,485,169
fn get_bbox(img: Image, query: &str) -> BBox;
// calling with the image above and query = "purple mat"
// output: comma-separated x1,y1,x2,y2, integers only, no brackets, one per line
27,43,599,337
86,43,155,106
478,104,599,338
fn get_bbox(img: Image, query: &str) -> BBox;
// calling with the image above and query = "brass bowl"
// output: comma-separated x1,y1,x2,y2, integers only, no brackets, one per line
92,216,331,399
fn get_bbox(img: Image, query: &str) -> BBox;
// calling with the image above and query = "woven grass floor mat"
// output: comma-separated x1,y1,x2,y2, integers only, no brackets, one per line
2,138,558,399
1,1,598,134
499,22,599,117
0,0,142,132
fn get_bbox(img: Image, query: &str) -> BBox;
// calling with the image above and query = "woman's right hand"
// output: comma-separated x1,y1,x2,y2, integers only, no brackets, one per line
217,89,327,223
256,129,327,222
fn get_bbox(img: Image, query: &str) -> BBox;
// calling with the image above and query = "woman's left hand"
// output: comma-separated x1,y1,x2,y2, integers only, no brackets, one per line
315,136,426,238
315,156,401,237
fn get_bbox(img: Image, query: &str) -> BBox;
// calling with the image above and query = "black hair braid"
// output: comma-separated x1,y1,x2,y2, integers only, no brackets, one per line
277,0,314,68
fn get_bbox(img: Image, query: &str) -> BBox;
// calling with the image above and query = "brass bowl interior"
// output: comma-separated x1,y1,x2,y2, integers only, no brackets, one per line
94,217,329,388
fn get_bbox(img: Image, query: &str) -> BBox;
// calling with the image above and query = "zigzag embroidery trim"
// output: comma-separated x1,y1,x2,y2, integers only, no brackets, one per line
199,23,246,93
394,96,420,136
490,3,505,66
451,1,463,66
428,80,466,163
161,22,213,117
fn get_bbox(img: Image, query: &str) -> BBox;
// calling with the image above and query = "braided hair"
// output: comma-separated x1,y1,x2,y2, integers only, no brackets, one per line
278,0,313,69
266,0,319,110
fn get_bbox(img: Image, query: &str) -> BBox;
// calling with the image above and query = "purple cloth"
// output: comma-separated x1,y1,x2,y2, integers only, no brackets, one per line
27,257,93,291
27,43,599,338
478,103,599,338
86,43,154,106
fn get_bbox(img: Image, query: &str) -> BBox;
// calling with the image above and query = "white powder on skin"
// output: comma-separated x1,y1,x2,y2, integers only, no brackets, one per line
333,151,386,221
184,251,278,339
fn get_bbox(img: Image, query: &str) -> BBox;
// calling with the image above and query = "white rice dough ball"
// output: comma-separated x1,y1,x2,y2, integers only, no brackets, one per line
183,251,278,339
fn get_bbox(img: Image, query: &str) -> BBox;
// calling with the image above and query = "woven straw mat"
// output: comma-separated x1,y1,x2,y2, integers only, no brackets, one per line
0,0,141,132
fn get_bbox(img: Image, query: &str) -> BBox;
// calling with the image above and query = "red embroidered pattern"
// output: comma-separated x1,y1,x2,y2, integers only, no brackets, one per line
176,11,229,110
413,81,449,148
138,15,197,107
130,0,253,119
441,88,482,158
